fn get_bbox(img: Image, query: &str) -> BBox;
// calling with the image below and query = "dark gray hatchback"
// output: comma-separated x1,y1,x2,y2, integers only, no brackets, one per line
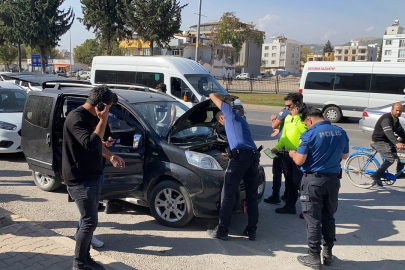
21,86,266,227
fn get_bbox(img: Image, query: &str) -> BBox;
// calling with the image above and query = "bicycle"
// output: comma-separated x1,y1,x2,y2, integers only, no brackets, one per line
343,146,405,189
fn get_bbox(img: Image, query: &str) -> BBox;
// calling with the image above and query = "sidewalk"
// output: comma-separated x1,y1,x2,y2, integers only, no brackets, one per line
0,207,135,270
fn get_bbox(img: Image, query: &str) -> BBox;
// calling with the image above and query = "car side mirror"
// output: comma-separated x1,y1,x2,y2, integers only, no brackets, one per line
133,134,142,149
183,91,193,102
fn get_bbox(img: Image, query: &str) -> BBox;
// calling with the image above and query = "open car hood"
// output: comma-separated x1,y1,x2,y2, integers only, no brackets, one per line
167,95,238,140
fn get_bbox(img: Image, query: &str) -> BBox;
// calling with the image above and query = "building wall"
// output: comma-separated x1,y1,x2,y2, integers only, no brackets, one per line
237,41,261,77
261,41,301,73
381,34,405,62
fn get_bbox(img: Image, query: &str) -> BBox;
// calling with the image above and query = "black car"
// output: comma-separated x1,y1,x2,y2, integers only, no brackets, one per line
21,85,266,227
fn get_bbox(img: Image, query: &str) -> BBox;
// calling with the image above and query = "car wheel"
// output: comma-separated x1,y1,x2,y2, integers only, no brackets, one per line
33,170,62,191
323,106,342,123
150,180,194,227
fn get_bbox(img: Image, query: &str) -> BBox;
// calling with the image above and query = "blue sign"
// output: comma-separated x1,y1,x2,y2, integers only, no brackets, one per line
31,54,48,67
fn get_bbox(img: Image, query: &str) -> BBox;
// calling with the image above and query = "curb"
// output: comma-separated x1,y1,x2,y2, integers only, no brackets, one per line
0,207,135,270
242,103,284,112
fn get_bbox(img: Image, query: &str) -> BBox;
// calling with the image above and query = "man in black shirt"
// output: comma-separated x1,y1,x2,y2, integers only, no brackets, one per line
63,85,125,270
371,102,405,187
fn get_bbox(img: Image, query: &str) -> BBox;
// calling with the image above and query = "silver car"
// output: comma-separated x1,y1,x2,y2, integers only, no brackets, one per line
359,102,405,132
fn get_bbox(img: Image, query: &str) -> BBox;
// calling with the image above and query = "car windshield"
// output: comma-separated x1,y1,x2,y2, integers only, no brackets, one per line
184,74,228,97
0,89,27,113
132,101,213,138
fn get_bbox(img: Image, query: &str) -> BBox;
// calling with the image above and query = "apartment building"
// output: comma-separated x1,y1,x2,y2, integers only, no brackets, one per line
334,40,378,62
381,20,405,62
261,34,302,74
307,52,335,62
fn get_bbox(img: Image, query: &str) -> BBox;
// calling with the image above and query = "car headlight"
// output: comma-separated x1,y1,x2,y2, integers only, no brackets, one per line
0,121,17,130
185,150,222,170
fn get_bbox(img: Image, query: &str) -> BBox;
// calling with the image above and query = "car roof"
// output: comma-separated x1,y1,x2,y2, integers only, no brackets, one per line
0,82,25,90
5,73,77,84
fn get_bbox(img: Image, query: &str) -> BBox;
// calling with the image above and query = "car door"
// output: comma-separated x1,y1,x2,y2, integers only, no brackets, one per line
21,92,61,176
101,104,146,196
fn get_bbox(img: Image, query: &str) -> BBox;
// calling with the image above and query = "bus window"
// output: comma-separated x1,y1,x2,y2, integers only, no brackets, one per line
371,74,405,94
304,72,335,90
334,73,371,92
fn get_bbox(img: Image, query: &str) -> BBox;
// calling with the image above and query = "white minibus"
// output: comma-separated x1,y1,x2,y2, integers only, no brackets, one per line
91,56,245,117
300,62,405,122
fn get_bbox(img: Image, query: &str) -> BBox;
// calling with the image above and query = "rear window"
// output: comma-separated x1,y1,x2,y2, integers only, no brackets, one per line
0,89,27,113
24,96,53,128
95,70,164,89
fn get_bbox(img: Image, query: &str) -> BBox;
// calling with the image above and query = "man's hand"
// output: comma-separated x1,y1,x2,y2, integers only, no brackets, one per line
396,143,404,150
289,150,296,158
95,103,111,121
270,113,277,121
271,148,278,154
110,155,125,169
103,136,114,147
271,129,280,137
209,93,225,109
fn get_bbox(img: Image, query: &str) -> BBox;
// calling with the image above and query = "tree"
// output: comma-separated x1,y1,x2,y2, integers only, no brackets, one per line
214,12,265,60
323,40,334,55
0,43,18,71
74,39,101,66
301,47,312,63
125,0,187,55
14,0,74,72
79,0,131,56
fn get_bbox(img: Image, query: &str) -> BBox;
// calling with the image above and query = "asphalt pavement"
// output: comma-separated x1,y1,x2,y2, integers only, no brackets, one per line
0,109,404,270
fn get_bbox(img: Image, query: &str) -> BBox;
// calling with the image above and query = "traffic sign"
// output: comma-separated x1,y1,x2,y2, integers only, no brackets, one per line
31,54,48,67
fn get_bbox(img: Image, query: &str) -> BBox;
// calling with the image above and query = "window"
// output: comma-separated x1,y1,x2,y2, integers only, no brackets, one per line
296,61,299,65
280,53,285,59
280,45,286,52
344,50,348,54
272,53,276,57
385,50,392,55
271,60,276,64
264,46,269,50
272,46,277,50
334,73,371,92
400,40,405,47
24,96,53,128
352,50,356,54
399,49,405,58
184,74,228,97
344,56,348,61
371,74,405,94
292,53,294,58
351,56,356,61
264,53,269,57
142,48,150,56
386,40,392,45
291,60,294,65
95,70,164,88
296,54,299,58
305,72,335,90
398,59,405,62
171,77,189,99
280,60,285,66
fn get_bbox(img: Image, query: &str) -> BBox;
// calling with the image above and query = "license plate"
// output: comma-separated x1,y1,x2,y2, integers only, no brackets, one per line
257,183,264,194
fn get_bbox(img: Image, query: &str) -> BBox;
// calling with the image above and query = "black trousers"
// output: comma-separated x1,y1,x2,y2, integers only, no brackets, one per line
300,174,340,253
372,141,405,177
218,152,260,233
283,153,303,207
271,150,284,196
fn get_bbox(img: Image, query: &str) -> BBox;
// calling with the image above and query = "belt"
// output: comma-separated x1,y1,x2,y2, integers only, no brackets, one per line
234,149,258,154
304,172,340,178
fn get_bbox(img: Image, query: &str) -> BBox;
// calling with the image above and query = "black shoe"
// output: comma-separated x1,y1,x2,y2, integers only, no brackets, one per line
87,256,105,270
297,249,322,270
300,213,304,219
264,195,281,204
275,204,296,214
104,202,123,214
207,226,228,241
98,202,104,210
243,227,256,241
322,246,333,266
371,174,383,187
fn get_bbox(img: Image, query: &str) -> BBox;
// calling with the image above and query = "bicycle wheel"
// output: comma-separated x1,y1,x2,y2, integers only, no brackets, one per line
344,153,378,189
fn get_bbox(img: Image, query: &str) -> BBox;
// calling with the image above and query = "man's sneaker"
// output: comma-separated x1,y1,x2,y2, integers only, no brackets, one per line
275,204,296,214
104,201,124,214
263,195,281,204
243,227,256,241
207,226,228,241
371,175,383,187
87,256,105,270
74,233,104,248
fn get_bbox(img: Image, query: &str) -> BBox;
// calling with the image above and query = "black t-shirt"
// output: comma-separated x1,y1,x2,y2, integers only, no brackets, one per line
62,106,103,186
102,124,112,168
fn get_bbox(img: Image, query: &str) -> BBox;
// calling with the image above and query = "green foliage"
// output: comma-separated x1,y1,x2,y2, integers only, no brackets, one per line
214,12,265,60
74,39,101,65
26,46,63,60
79,0,132,56
323,40,334,55
125,0,187,55
301,47,312,62
0,43,18,71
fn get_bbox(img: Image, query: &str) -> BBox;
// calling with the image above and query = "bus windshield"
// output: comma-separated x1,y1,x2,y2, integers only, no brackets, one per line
184,74,228,97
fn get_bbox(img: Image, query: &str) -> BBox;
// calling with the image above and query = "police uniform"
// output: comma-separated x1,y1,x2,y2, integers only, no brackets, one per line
297,121,349,254
217,102,260,237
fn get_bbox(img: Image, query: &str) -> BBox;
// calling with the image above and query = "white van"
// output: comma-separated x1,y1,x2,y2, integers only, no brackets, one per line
300,62,405,122
91,56,245,116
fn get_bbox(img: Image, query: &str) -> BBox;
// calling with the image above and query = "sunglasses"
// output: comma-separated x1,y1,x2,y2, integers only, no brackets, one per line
285,104,294,108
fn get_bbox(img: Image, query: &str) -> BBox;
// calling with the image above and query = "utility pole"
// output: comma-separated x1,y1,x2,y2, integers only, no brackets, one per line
69,30,72,77
195,0,202,62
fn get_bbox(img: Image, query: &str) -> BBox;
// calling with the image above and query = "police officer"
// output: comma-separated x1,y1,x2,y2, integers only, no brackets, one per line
207,93,260,241
289,107,349,269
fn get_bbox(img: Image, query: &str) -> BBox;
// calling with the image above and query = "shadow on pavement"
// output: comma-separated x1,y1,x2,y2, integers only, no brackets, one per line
0,152,26,163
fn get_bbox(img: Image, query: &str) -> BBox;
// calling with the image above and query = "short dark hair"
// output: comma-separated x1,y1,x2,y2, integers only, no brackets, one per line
86,85,115,106
301,107,324,122
215,111,224,120
112,93,118,105
284,93,300,104
156,83,167,93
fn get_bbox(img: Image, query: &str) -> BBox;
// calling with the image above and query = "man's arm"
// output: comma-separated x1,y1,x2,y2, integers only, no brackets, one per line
380,118,400,145
341,153,349,160
209,93,225,109
272,119,283,129
394,122,405,141
102,146,125,169
274,121,287,150
290,151,307,166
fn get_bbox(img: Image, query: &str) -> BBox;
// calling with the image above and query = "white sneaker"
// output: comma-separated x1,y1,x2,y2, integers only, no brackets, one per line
73,232,104,248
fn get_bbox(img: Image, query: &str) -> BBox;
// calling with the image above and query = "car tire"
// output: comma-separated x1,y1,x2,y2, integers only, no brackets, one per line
33,170,62,191
149,180,194,227
323,106,342,123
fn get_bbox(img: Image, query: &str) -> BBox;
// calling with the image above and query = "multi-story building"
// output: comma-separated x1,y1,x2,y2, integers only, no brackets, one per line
307,52,335,62
334,40,378,62
261,34,302,74
381,20,405,62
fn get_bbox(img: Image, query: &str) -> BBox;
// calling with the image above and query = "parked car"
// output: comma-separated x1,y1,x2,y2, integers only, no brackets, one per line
359,102,405,133
0,84,27,153
21,84,266,227
257,73,270,79
78,70,91,80
235,73,250,80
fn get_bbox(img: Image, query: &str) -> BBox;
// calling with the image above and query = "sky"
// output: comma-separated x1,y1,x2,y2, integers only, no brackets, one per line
59,0,405,51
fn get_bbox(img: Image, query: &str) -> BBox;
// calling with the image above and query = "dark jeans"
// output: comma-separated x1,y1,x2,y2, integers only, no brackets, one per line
218,152,260,233
372,141,405,178
271,150,284,196
283,153,303,207
67,179,100,267
300,174,340,252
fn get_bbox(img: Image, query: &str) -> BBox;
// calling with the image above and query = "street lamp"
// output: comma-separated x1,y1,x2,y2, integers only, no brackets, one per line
69,30,72,77
195,0,202,62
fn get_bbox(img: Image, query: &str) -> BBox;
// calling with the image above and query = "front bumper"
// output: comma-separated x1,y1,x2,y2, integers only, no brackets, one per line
0,128,22,153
